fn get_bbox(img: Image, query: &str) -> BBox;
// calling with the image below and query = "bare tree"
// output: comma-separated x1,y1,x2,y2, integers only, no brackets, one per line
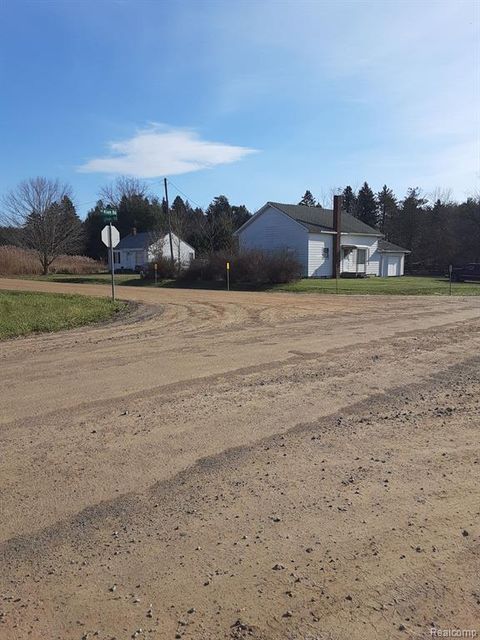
317,186,342,209
100,176,151,207
428,187,453,205
2,177,84,274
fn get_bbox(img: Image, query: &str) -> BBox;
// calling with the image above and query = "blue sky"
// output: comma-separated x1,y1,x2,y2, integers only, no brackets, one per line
1,0,478,217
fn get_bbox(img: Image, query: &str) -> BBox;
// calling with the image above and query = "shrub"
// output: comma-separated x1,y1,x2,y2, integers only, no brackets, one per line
181,249,302,285
0,245,105,275
141,255,179,280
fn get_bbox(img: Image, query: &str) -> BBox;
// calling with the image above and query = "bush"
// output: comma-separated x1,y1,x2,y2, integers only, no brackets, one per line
180,249,302,285
141,255,179,280
0,245,105,276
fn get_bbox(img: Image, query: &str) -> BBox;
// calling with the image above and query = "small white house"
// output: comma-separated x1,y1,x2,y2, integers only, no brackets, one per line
234,202,409,277
110,230,195,271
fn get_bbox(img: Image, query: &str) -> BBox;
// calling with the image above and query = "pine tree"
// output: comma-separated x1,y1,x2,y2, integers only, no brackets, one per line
376,185,397,236
356,182,378,227
342,186,357,216
396,188,427,265
59,196,84,254
231,204,251,229
84,201,107,260
298,190,316,207
116,194,159,237
206,195,235,252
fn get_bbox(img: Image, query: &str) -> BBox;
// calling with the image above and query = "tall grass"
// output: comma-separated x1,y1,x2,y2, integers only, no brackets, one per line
0,245,105,276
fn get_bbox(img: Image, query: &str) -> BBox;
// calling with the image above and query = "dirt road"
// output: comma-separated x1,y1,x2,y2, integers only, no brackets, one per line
1,279,479,639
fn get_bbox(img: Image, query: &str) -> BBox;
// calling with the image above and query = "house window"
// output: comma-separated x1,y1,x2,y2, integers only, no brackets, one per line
357,248,367,271
323,247,329,259
113,251,120,264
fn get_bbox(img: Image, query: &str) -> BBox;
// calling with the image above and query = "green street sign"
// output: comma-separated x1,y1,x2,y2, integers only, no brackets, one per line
101,206,118,222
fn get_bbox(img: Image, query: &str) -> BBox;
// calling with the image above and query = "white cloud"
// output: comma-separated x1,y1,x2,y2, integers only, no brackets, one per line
78,125,257,177
201,0,479,198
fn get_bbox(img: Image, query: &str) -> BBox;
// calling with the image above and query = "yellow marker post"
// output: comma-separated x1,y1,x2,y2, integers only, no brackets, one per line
226,261,230,291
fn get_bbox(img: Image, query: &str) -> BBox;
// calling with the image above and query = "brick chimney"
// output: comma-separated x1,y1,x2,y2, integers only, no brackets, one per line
332,195,342,279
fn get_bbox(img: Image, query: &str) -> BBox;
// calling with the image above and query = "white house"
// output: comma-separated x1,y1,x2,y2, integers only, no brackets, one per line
234,202,409,277
110,230,195,271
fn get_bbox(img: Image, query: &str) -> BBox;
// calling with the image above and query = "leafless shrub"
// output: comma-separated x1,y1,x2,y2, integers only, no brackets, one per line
181,249,302,285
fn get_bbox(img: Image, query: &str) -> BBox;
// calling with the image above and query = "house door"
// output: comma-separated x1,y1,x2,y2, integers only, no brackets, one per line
356,248,367,273
387,256,399,276
342,248,355,272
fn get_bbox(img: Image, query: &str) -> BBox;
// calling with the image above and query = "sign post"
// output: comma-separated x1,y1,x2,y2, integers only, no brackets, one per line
101,206,119,301
226,261,230,291
449,264,453,296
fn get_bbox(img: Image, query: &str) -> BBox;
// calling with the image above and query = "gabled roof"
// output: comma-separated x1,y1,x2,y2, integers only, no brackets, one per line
116,231,195,253
261,202,382,236
116,232,152,250
234,202,382,237
378,238,410,254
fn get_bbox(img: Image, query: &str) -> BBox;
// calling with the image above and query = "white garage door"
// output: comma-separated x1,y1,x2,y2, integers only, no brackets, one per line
387,256,400,276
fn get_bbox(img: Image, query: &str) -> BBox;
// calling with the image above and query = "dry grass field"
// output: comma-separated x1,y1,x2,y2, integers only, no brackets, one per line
0,245,104,276
0,278,479,640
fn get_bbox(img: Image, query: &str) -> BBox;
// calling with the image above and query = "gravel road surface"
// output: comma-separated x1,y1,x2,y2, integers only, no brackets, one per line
1,278,479,639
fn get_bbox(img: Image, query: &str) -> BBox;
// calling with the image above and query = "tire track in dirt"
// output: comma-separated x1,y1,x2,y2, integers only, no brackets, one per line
1,356,479,640
1,279,480,639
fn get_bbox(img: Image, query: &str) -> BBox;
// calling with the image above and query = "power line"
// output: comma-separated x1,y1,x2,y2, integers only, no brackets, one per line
76,178,206,212
164,178,205,210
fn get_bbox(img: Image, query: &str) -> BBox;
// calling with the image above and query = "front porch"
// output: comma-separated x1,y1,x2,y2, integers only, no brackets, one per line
341,245,368,276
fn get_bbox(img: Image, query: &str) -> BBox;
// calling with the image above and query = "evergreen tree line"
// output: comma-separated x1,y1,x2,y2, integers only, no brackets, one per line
2,176,478,276
299,183,480,273
84,191,251,261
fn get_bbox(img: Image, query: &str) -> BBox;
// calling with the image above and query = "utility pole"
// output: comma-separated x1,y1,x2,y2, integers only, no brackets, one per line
164,178,175,264
333,195,342,286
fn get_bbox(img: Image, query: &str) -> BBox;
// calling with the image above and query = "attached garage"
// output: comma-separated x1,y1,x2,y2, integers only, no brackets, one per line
378,239,409,277
234,202,411,278
382,254,402,277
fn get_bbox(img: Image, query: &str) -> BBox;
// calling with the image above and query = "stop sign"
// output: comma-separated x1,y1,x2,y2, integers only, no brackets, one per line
101,225,120,248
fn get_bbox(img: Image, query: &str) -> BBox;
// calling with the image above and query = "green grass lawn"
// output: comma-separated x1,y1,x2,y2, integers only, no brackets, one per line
0,290,125,340
10,273,480,296
272,276,480,296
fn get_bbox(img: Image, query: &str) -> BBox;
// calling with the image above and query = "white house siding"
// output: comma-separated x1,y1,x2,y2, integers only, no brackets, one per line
148,233,195,266
380,253,404,277
111,233,195,271
341,234,380,276
237,206,309,275
114,249,147,271
308,233,333,277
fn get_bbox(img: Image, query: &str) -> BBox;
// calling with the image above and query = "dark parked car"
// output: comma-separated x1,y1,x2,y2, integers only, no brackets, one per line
451,263,480,282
